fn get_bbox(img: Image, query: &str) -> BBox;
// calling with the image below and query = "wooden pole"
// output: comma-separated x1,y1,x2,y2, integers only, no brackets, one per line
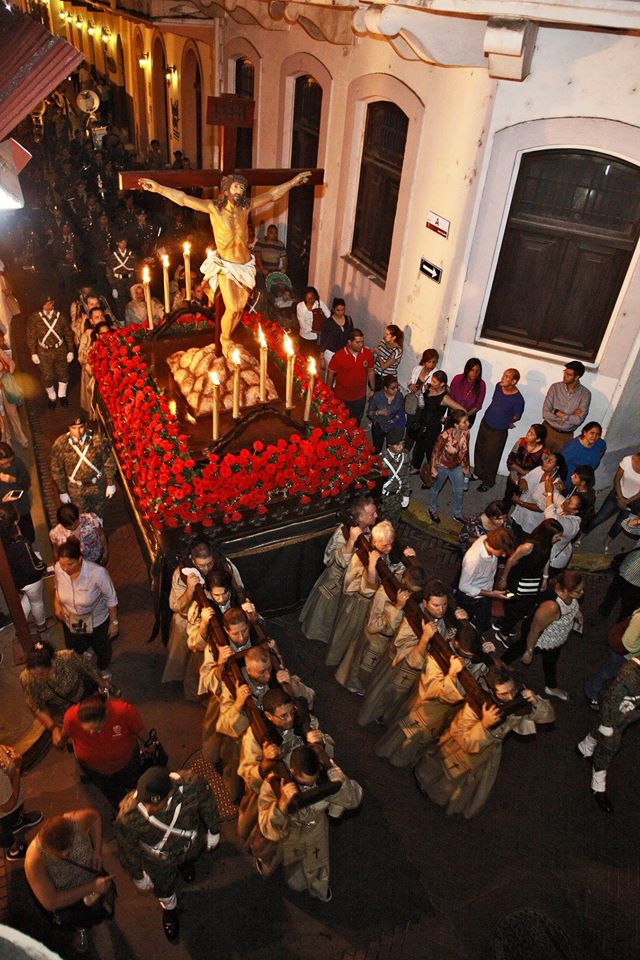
0,539,33,659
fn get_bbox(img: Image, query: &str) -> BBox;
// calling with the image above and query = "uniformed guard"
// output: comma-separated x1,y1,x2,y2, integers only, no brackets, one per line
116,766,221,942
106,236,138,311
26,295,75,409
577,655,640,813
50,415,117,518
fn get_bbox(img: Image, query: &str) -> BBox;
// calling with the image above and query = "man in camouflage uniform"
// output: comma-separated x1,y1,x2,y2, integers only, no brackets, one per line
50,415,117,518
380,429,411,525
106,235,138,314
26,295,74,409
116,766,220,942
577,655,640,812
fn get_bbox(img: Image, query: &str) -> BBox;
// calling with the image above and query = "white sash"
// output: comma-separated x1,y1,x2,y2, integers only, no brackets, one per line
68,438,102,485
381,455,402,494
39,311,63,348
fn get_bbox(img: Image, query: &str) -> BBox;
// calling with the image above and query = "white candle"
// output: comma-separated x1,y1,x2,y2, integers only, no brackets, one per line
142,265,153,330
209,371,220,440
284,333,295,410
303,356,317,422
258,324,267,403
161,254,170,314
183,241,191,301
231,348,241,419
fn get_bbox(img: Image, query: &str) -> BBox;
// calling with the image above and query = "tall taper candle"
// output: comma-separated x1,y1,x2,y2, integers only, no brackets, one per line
183,241,191,301
303,356,317,422
258,324,267,403
161,254,170,314
284,332,295,410
209,371,220,440
231,348,241,419
142,265,153,330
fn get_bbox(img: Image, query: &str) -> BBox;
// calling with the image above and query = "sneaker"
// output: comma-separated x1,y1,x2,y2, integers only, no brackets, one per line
545,686,569,701
13,810,43,834
5,842,27,861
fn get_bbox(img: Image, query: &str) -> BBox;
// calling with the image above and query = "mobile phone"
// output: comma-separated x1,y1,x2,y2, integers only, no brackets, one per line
505,591,515,599
6,490,23,501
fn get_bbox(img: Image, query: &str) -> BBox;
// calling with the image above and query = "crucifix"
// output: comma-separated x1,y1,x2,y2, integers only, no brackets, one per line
119,96,323,354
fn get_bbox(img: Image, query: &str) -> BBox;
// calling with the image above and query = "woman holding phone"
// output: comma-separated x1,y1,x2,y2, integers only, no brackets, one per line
0,503,52,632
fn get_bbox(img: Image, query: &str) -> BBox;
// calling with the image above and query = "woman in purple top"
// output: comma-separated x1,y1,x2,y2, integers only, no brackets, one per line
449,358,486,427
473,369,525,492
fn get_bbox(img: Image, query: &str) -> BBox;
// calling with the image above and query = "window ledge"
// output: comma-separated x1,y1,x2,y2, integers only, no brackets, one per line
341,254,386,290
475,334,600,371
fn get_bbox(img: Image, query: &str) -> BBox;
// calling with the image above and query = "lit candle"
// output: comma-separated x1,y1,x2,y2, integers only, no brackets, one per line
161,254,170,314
183,241,191,301
258,324,267,403
209,371,220,440
142,265,153,330
303,356,317,422
168,399,177,417
231,348,241,419
284,333,295,410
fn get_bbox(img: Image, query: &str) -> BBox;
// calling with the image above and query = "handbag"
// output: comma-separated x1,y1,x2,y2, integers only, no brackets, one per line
419,461,435,489
404,391,419,416
139,728,168,771
50,856,117,929
1,371,24,406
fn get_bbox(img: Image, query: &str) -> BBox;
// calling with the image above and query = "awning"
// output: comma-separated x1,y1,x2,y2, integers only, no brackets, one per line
0,7,83,142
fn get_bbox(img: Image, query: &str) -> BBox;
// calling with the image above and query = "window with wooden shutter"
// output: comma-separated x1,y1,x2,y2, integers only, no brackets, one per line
482,150,640,361
351,101,408,283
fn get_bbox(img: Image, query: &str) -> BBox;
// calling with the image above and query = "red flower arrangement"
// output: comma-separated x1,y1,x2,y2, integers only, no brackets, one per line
90,313,378,531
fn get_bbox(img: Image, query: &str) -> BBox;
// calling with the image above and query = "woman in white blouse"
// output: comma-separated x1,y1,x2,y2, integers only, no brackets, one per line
53,539,118,676
296,286,330,342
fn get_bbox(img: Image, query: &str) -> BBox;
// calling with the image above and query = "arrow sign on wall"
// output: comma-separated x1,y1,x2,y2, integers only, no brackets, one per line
420,258,442,284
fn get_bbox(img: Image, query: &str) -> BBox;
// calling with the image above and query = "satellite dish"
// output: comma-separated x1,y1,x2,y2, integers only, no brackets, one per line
76,89,100,114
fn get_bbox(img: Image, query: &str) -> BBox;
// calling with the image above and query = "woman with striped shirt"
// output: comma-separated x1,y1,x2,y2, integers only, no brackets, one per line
373,325,403,390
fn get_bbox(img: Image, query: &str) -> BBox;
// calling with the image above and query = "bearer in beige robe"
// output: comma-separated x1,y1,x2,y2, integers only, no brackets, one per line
415,666,554,819
258,745,362,901
299,495,377,643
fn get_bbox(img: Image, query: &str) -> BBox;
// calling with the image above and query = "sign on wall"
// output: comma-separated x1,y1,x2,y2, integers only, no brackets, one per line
420,258,442,283
426,210,450,239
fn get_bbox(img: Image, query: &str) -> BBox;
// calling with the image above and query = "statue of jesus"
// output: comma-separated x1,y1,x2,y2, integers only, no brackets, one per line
139,171,311,350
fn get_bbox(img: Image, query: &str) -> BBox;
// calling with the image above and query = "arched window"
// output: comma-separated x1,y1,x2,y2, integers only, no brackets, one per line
482,150,640,361
287,74,322,290
351,101,408,283
234,57,254,169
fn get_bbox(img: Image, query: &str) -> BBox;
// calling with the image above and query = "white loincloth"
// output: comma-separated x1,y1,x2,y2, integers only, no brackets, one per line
200,251,256,297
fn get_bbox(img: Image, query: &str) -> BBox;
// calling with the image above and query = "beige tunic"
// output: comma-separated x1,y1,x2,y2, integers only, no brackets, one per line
415,696,555,819
258,773,363,900
357,614,436,727
375,654,465,766
299,527,352,643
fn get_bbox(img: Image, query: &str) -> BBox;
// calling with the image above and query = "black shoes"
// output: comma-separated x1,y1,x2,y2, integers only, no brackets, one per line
428,509,441,525
478,483,494,492
60,396,69,407
6,842,27,861
162,908,180,942
179,861,195,883
593,791,613,813
47,399,56,409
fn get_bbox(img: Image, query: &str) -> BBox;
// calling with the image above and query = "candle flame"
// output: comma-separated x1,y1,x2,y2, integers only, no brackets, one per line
307,357,317,376
283,332,295,358
231,348,241,367
161,254,169,268
183,241,191,255
209,371,220,385
258,324,267,349
142,266,150,283
168,400,177,416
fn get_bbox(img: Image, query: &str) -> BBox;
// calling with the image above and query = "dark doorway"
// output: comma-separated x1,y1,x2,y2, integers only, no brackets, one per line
287,75,322,292
482,149,640,361
234,57,254,169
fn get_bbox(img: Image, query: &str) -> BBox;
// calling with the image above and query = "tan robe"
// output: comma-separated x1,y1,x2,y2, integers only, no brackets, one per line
375,654,465,766
357,614,435,727
342,586,404,694
258,774,363,900
415,696,555,819
299,527,352,643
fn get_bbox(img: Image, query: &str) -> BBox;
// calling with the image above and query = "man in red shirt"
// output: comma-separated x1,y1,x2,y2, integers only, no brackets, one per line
61,696,150,808
328,328,375,423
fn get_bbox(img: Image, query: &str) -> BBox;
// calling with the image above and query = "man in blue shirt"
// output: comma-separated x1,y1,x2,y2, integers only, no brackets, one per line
473,369,525,492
